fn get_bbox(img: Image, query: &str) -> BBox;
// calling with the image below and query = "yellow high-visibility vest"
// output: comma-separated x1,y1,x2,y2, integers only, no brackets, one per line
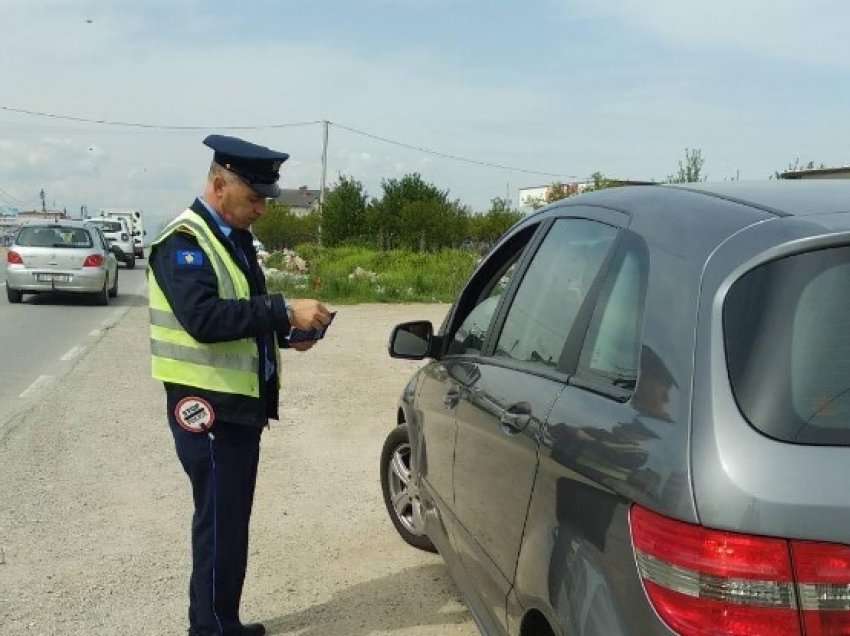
148,209,280,397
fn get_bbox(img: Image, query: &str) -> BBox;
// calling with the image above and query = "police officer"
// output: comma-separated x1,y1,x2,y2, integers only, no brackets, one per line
149,135,332,636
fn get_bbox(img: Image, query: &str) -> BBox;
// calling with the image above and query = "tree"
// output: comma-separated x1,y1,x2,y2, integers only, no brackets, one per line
253,202,319,250
667,148,706,183
369,173,465,250
468,197,523,244
545,181,581,204
773,158,827,179
322,175,368,246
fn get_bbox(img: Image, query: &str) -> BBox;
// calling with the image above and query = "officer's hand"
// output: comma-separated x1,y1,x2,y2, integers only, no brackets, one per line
289,299,332,331
290,341,316,352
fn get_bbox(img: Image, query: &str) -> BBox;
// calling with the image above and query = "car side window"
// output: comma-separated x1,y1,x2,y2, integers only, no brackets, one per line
494,219,618,371
446,226,537,357
577,237,647,393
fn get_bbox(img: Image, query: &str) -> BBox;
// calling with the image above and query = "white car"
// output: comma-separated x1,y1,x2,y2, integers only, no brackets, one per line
84,218,135,269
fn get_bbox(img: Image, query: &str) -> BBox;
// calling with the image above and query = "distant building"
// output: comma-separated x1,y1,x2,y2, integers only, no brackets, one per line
518,181,595,211
276,186,320,217
780,166,850,180
17,209,68,222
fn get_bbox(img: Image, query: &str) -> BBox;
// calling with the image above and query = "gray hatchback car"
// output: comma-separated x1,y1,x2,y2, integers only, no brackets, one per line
5,221,119,304
380,181,850,636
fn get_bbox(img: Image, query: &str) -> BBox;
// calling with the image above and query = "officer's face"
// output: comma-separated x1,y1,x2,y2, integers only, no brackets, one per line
217,176,267,229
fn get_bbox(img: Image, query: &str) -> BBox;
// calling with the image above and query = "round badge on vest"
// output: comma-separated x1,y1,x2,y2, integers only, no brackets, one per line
174,397,216,433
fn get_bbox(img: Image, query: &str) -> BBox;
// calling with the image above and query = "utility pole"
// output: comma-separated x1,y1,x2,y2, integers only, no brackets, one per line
318,119,329,246
40,188,46,212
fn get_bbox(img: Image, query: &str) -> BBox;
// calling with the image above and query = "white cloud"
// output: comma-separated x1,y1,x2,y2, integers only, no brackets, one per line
565,0,850,66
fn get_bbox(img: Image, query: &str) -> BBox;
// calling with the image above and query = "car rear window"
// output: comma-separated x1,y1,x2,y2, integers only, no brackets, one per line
724,245,850,444
16,226,93,248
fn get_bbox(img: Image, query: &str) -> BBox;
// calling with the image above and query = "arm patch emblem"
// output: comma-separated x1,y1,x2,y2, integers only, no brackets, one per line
176,250,204,267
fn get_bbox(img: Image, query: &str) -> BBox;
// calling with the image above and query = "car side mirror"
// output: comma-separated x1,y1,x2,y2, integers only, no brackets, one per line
389,321,438,360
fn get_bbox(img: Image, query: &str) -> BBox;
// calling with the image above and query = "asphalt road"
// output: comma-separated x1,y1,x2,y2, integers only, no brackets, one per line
0,252,149,425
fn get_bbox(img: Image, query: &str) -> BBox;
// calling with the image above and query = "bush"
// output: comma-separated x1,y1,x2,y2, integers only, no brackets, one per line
265,244,478,304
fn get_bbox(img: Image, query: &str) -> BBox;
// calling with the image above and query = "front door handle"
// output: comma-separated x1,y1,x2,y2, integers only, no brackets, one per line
499,401,532,434
444,387,461,409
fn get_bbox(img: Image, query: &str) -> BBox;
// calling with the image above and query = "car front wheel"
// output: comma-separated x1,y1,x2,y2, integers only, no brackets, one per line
380,424,436,553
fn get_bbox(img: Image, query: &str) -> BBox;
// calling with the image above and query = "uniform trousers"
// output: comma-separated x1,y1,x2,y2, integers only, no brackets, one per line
169,415,262,635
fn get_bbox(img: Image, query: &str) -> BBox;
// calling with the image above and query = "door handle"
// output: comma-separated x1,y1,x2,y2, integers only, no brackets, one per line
444,387,461,409
499,402,532,434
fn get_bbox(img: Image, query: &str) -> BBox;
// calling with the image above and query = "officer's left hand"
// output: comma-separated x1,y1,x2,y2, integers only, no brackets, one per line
290,341,316,352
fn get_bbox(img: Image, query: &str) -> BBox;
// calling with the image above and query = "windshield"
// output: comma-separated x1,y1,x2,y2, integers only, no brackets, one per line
16,226,93,248
725,245,850,445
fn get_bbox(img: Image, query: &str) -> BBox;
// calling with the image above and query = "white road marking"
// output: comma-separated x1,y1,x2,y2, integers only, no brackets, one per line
60,345,85,362
19,375,54,399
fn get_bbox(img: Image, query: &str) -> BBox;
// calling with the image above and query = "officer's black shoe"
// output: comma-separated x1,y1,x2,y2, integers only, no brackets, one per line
240,624,266,636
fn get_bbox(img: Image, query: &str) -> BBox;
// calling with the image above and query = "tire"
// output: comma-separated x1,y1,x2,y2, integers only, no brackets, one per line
380,425,436,553
109,270,118,298
124,256,135,270
94,278,109,306
6,286,22,304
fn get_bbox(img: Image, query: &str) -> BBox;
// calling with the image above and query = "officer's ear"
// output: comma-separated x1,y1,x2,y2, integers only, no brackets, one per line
211,174,229,197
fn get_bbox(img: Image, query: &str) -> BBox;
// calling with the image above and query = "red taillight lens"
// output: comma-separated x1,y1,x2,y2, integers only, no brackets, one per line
7,250,23,265
83,254,104,267
792,542,850,635
630,505,802,635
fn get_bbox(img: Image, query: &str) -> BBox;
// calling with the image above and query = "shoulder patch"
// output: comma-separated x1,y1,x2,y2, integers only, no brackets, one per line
176,250,204,267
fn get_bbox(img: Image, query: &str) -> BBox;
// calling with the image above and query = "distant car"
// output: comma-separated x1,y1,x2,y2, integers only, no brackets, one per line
84,217,135,269
5,221,119,305
381,181,850,636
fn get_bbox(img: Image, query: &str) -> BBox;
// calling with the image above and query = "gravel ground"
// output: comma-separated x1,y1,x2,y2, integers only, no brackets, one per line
0,302,479,635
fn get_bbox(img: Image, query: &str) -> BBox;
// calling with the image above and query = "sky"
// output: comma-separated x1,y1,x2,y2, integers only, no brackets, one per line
2,0,850,233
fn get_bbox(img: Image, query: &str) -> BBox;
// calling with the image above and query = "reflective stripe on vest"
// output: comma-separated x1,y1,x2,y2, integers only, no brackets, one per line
149,209,260,398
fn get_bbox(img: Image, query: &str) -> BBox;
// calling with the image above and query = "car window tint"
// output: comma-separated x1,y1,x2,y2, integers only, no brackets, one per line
495,219,617,370
725,246,850,444
446,226,537,357
448,257,522,356
578,244,645,392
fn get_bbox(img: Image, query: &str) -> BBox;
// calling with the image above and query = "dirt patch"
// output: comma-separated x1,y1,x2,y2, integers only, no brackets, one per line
0,303,479,635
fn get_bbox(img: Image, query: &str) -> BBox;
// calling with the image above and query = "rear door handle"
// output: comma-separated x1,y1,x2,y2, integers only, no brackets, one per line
444,387,461,409
499,402,532,434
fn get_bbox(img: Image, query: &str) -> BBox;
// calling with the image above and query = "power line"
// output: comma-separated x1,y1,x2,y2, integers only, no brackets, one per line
330,121,578,179
0,104,582,180
0,105,322,131
0,185,29,207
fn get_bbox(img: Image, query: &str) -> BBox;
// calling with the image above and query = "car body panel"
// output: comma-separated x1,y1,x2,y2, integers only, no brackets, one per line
692,212,850,542
452,361,565,634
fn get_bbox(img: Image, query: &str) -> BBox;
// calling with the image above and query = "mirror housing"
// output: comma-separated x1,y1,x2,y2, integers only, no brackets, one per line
388,321,440,360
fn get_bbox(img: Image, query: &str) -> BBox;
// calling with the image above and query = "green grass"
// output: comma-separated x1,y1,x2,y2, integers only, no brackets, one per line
265,244,478,303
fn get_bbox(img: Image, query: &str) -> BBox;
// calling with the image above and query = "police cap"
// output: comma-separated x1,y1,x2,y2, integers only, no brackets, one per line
203,134,289,198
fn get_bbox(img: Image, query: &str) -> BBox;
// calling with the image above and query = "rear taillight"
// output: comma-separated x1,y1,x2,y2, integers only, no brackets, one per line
83,254,104,267
7,250,23,265
793,542,850,635
631,505,799,635
631,505,850,635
